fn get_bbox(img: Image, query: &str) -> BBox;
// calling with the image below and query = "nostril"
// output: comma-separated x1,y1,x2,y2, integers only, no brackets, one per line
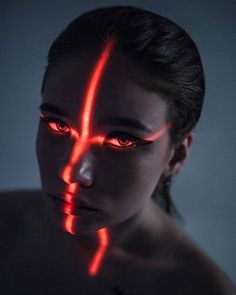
80,166,92,179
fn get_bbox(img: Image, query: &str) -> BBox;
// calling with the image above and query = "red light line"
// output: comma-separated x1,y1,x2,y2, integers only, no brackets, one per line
145,122,172,141
65,214,76,235
88,227,109,276
61,39,115,276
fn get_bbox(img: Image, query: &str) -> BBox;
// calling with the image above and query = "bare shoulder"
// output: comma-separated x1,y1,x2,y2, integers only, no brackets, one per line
0,189,44,213
0,188,44,199
0,189,49,232
100,207,236,295
122,204,236,295
164,220,236,295
0,189,44,203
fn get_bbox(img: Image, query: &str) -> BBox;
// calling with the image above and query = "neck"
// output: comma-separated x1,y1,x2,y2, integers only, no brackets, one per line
65,198,161,258
107,199,159,254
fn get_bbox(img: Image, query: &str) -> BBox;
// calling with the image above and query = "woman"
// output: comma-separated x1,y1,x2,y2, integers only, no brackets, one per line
1,5,235,295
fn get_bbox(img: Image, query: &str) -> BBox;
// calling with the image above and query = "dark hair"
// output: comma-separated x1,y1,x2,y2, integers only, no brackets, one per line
41,5,205,221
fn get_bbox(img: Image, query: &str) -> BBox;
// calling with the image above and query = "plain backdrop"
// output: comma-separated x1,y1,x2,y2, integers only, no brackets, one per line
0,0,235,283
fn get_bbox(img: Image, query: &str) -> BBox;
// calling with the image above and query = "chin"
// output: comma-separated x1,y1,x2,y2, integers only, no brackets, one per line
51,209,107,236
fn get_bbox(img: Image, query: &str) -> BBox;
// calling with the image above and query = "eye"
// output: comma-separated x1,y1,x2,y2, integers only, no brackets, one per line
40,114,71,135
104,131,152,151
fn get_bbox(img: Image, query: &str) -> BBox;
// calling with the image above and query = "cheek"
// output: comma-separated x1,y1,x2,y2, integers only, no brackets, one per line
36,125,66,190
96,146,165,212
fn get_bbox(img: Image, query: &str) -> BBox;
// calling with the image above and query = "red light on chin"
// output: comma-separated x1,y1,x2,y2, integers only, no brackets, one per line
88,228,109,276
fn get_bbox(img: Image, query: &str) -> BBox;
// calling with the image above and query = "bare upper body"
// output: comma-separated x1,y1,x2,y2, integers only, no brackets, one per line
0,190,235,295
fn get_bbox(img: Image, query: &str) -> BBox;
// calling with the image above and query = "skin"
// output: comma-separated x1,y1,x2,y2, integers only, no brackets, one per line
36,50,193,256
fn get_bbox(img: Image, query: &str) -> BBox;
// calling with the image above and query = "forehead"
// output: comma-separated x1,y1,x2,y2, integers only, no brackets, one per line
42,52,167,130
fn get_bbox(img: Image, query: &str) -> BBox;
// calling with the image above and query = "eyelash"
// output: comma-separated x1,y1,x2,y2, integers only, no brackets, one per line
104,131,152,150
40,115,153,150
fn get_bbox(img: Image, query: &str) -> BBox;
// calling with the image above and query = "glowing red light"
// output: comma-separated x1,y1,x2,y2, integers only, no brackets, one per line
61,39,115,185
64,214,76,235
145,122,172,141
88,227,109,276
60,39,115,276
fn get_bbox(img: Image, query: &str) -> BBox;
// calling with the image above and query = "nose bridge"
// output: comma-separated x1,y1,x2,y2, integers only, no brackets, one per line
60,138,94,186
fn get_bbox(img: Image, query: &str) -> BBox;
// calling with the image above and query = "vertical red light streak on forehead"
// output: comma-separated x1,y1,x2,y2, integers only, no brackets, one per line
61,39,115,184
61,39,116,275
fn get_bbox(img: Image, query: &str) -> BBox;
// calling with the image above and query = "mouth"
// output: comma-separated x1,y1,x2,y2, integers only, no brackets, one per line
47,194,98,216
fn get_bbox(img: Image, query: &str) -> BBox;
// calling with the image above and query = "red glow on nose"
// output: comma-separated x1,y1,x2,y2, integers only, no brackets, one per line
88,228,109,276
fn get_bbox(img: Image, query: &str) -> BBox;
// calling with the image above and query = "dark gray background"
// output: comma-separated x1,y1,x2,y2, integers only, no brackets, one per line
1,0,235,282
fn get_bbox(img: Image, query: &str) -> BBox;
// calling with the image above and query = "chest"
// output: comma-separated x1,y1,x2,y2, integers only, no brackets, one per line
1,237,164,295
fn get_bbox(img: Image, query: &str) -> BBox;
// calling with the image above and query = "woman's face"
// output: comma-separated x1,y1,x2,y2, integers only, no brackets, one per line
36,49,172,236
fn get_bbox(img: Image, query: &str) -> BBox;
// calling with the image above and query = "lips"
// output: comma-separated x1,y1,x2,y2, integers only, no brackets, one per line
47,194,98,216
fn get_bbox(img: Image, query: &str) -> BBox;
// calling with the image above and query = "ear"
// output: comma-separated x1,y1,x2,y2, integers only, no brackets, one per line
162,132,194,178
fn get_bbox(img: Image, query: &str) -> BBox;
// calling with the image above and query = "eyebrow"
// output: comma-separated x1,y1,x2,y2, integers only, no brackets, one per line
39,102,152,133
39,102,69,117
99,117,152,133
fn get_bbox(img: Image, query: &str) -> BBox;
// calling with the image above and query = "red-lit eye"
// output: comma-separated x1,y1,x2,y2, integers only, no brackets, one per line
104,131,139,150
40,115,71,135
48,121,70,133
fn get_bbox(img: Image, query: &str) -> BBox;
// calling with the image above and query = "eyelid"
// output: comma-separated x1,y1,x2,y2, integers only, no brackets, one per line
104,131,153,148
40,114,71,134
40,113,65,123
106,130,140,140
40,112,69,123
40,114,154,147
106,130,153,142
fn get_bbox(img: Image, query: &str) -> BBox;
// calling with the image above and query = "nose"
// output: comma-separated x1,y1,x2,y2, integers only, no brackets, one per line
59,146,95,187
